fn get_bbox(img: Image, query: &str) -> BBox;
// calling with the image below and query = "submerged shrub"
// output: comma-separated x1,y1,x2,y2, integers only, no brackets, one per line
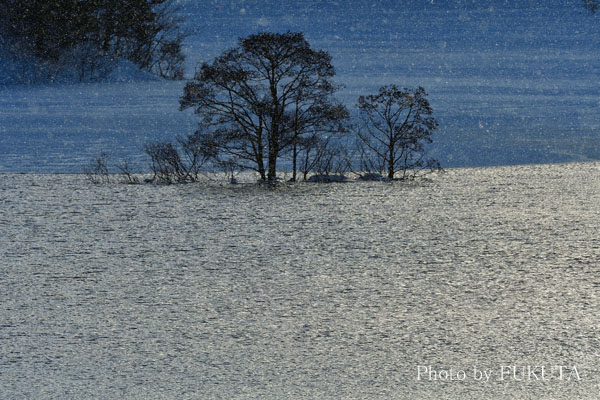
83,152,110,184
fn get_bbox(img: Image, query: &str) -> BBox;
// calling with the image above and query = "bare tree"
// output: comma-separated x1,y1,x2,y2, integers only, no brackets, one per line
83,152,110,184
217,159,240,183
180,32,348,182
356,135,387,177
297,134,331,180
313,141,352,176
126,1,187,79
144,132,214,184
116,159,140,184
356,85,440,180
144,142,182,183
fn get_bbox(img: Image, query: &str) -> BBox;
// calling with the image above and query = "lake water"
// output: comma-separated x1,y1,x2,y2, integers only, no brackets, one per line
1,162,599,399
2,1,600,174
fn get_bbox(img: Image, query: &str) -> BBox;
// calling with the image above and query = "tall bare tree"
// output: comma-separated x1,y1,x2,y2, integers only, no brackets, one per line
357,85,440,180
180,32,348,182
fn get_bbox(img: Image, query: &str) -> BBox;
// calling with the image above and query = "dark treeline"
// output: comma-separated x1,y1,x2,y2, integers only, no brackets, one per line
0,0,186,82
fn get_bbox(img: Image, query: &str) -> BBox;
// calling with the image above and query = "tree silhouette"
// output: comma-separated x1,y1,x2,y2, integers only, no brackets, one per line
356,85,440,180
180,32,348,182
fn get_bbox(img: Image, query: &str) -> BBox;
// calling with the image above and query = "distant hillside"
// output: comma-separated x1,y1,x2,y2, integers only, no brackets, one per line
0,0,186,84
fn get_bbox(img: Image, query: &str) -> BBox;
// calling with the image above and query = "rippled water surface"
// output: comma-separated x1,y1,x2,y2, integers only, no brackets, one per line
1,163,600,399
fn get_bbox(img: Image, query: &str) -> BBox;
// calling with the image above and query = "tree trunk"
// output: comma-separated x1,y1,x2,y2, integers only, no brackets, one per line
256,120,266,181
292,136,297,182
267,141,278,181
291,102,299,182
267,121,279,181
268,83,279,182
388,142,395,179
